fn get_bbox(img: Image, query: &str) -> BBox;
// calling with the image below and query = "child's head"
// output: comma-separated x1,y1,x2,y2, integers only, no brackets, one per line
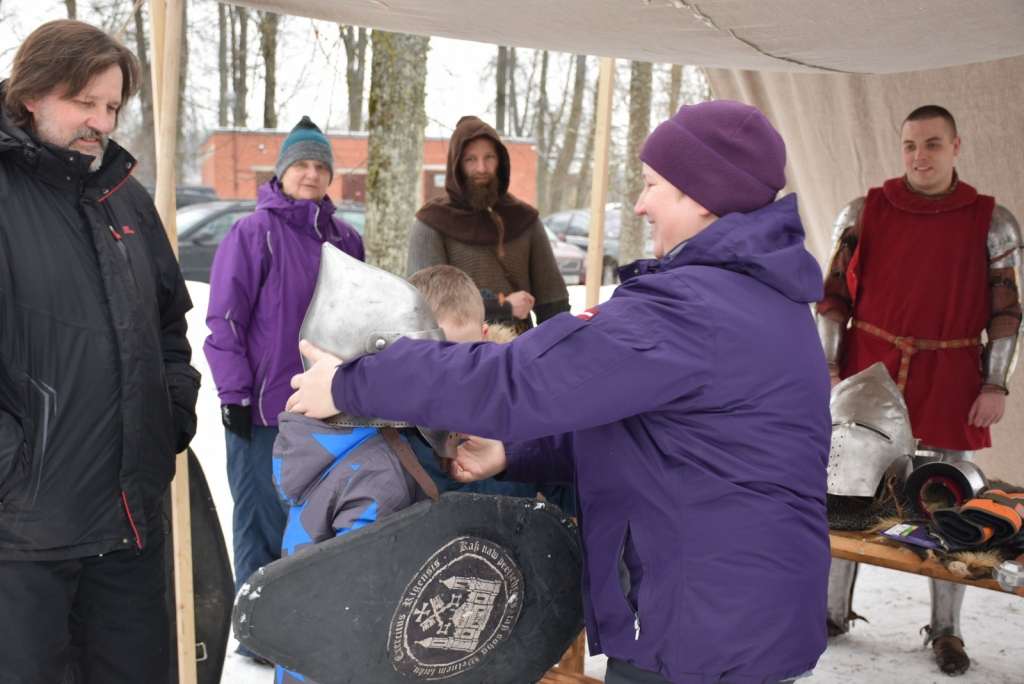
408,265,488,343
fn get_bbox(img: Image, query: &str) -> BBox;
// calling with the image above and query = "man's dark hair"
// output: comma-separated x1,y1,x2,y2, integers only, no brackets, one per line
903,105,957,139
4,19,140,128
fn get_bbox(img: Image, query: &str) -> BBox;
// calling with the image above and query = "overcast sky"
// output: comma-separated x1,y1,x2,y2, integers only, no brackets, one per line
0,0,505,142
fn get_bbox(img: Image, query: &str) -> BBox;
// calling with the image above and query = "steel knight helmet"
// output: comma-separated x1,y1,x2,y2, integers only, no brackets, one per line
298,244,457,456
827,362,918,496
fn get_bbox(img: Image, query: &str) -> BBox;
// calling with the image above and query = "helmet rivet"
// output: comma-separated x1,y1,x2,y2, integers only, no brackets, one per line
374,339,387,351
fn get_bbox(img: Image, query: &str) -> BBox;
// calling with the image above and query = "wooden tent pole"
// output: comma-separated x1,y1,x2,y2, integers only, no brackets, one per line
584,57,615,309
149,0,197,681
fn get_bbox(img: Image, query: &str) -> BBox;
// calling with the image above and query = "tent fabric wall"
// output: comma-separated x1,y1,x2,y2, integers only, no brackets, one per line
706,57,1024,485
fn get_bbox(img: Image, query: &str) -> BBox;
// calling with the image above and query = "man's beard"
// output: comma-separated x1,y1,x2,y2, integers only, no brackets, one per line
34,114,109,172
465,173,500,211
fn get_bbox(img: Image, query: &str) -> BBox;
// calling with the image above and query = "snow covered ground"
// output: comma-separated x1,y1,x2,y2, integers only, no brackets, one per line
184,282,1024,683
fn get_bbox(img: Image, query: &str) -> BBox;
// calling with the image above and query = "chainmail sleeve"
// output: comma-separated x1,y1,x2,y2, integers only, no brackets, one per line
526,220,570,310
405,219,449,278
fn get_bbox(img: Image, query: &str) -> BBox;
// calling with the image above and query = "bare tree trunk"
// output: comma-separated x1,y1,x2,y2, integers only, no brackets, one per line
259,11,279,129
575,82,598,210
218,4,228,127
64,0,75,19
668,64,683,117
535,50,550,216
133,5,156,184
365,30,428,275
495,46,507,135
620,61,652,265
232,7,249,128
175,0,188,181
342,26,368,131
508,47,521,137
548,54,586,212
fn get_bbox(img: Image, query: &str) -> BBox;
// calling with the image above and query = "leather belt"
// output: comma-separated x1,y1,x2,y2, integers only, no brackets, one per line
381,427,440,501
851,319,980,393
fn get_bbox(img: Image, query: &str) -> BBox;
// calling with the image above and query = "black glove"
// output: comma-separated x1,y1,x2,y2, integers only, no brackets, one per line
221,404,252,441
167,368,201,453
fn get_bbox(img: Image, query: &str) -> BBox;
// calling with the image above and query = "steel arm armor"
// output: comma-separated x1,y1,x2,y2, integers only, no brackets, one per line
983,205,1023,390
817,197,865,367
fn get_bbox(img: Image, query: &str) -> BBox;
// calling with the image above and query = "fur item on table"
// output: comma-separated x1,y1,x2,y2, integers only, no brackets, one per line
827,474,924,531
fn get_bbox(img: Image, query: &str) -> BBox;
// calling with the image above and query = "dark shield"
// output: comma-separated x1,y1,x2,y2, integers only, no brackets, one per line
233,493,584,683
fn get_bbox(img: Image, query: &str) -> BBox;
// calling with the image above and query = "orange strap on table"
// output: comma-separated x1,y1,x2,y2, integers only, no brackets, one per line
851,319,980,392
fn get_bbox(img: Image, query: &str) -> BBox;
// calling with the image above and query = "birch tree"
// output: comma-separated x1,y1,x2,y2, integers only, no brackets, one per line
342,25,367,131
364,30,429,275
619,61,652,265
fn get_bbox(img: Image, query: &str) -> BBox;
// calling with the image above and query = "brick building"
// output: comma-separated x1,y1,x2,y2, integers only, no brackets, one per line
200,129,538,205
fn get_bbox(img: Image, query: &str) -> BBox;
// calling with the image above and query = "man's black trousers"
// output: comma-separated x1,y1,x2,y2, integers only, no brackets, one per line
0,520,169,684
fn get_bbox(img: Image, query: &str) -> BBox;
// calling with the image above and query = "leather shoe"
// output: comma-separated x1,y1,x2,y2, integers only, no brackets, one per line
933,635,970,676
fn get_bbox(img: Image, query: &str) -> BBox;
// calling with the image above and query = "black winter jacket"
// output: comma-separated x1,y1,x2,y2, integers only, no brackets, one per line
0,107,200,560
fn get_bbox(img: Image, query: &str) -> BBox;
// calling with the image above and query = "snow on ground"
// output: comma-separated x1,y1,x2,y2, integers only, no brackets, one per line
185,282,1024,683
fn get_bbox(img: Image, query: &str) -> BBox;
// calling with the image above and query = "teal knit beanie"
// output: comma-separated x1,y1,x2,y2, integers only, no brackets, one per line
276,116,334,183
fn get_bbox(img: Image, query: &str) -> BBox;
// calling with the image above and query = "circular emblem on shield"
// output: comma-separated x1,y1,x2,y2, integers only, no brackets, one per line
390,536,524,679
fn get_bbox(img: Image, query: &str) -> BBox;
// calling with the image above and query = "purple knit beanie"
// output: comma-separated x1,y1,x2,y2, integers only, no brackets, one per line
639,100,786,216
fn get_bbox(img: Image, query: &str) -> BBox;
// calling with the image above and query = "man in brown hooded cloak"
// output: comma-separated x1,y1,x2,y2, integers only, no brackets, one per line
407,116,570,331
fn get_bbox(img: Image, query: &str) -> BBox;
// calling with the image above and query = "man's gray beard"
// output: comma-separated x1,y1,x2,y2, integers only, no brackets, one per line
34,116,108,172
465,174,500,211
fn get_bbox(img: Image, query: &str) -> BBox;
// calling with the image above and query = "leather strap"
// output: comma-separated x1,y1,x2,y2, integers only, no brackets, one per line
381,427,439,501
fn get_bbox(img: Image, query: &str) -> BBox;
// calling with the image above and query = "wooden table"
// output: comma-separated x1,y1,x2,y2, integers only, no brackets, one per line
830,530,1024,597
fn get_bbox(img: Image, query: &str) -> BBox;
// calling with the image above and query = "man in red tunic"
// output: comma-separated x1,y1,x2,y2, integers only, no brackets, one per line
817,105,1022,675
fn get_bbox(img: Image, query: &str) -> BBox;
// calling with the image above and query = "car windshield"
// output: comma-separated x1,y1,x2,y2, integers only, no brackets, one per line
335,208,365,236
177,203,232,235
544,225,559,242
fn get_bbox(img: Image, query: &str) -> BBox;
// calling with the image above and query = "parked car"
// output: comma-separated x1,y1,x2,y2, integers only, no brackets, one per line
176,200,365,283
143,184,220,208
542,209,654,284
544,226,588,285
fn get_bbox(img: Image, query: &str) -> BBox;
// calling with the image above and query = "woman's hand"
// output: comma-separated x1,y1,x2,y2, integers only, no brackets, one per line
285,340,342,419
445,434,508,482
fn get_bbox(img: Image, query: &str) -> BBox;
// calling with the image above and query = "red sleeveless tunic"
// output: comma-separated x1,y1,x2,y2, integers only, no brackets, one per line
844,178,995,450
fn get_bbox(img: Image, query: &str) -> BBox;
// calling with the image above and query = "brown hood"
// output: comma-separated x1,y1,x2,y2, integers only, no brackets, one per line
415,116,539,252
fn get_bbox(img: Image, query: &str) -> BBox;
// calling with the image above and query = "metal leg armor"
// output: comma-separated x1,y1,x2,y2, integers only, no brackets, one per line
927,577,966,644
826,558,858,634
915,447,973,646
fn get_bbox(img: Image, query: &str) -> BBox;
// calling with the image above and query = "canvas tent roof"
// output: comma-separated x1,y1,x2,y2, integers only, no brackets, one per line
237,0,1024,74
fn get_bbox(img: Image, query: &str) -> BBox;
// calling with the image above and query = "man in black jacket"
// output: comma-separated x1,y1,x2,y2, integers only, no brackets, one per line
0,20,200,683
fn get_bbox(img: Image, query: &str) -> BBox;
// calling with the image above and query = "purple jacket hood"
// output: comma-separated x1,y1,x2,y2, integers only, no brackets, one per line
204,180,364,425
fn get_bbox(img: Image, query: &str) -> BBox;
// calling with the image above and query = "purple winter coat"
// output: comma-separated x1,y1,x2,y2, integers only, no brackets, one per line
328,194,831,684
205,180,364,425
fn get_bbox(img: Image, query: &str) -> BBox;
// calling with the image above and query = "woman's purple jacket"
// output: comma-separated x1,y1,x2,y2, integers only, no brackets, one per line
330,194,831,684
205,180,364,425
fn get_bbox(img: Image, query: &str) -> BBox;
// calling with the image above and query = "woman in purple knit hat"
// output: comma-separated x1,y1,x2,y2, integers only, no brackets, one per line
288,101,832,684
204,116,363,663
